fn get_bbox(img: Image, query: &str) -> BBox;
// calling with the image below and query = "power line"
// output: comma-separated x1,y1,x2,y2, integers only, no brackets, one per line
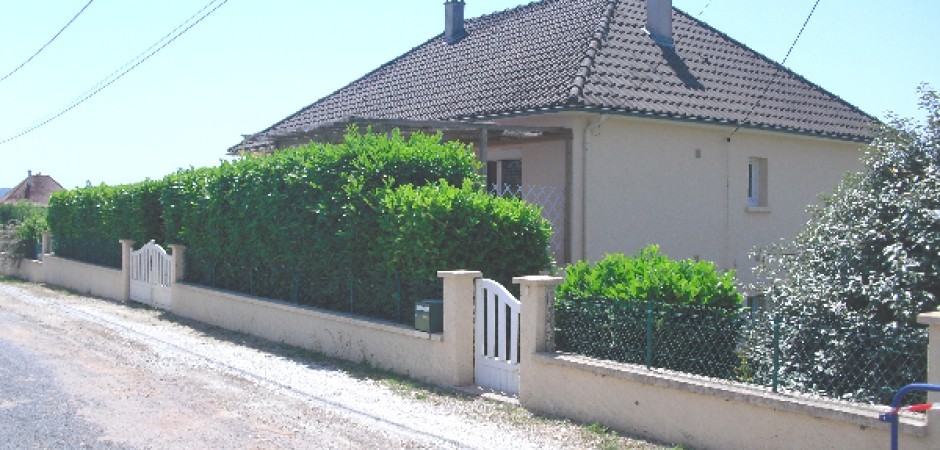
0,0,230,145
728,0,822,141
0,0,95,84
697,0,714,17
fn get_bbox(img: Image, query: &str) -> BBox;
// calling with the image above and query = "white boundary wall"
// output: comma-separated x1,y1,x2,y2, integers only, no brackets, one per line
514,276,939,450
172,280,468,386
4,250,937,450
0,254,121,300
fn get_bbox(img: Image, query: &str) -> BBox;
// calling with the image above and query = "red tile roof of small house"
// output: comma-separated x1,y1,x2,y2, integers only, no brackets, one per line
0,173,65,206
231,0,875,153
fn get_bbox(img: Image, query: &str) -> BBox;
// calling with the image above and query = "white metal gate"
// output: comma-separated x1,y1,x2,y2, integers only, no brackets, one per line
130,240,172,309
475,278,521,395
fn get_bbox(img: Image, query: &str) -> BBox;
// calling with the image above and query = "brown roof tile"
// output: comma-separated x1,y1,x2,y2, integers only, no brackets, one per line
0,173,64,206
233,0,875,152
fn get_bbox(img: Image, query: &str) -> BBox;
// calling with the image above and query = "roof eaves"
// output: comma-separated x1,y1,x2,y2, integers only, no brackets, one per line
458,105,875,143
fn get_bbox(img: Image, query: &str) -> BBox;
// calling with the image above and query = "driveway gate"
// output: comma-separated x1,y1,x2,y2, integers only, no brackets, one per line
474,278,521,395
129,240,172,309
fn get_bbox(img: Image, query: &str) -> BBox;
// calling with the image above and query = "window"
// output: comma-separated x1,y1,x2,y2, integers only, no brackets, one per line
746,294,767,311
747,157,768,209
487,159,522,194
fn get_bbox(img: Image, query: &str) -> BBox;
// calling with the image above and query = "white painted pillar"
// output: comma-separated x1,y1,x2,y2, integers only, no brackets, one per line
168,244,187,283
917,311,940,439
438,270,481,386
41,232,51,255
119,239,135,302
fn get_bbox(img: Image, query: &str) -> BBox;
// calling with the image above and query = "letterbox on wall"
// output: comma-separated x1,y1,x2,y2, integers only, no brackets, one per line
415,299,443,333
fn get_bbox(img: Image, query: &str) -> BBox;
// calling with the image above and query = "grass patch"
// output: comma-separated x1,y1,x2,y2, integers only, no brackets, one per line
0,275,25,284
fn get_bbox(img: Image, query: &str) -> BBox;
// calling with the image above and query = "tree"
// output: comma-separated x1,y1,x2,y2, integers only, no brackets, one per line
753,85,938,402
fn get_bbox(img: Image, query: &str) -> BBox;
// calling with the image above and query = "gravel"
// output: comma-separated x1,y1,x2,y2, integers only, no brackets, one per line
0,280,668,449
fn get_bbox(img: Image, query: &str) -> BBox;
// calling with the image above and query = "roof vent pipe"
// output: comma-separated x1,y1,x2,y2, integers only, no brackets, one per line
645,0,674,48
444,0,467,44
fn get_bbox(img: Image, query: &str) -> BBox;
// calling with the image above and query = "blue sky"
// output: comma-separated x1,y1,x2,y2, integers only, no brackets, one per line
0,0,937,189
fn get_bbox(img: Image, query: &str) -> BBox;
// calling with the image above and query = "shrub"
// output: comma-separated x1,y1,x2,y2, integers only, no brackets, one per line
557,246,742,307
48,180,164,267
161,129,545,321
751,86,938,403
0,202,48,259
554,246,743,378
375,180,553,288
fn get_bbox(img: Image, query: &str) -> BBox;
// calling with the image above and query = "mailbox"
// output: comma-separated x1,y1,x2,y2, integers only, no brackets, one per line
415,299,443,333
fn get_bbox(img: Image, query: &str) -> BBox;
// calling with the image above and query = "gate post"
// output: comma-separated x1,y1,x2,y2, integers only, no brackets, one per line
438,270,481,386
514,275,563,357
41,232,51,255
119,239,135,302
515,275,562,404
168,244,187,283
918,312,940,429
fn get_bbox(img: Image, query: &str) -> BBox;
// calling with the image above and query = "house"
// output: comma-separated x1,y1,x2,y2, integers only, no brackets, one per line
0,171,65,206
230,0,874,285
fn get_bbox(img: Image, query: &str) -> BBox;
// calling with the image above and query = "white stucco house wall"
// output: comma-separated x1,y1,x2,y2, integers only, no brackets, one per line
230,0,874,286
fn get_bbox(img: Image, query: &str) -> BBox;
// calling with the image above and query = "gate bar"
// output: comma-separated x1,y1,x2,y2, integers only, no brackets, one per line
879,383,940,450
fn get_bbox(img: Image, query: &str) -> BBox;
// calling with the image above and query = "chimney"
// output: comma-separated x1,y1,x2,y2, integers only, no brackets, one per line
25,170,32,199
645,0,674,48
444,0,467,44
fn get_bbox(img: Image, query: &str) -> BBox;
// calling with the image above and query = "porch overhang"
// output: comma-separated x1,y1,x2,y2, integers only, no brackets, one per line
228,116,573,155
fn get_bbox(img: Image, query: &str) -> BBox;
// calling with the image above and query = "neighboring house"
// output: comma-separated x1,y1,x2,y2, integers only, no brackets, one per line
0,171,65,206
0,189,9,198
230,0,874,286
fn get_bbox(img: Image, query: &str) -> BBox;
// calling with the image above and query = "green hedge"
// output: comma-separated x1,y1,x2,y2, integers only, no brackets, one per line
0,202,48,259
158,129,550,319
43,129,552,321
557,246,742,307
376,180,552,288
48,180,163,267
555,246,743,376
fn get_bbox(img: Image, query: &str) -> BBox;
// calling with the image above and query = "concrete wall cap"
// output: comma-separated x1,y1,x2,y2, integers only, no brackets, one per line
917,311,940,325
437,270,482,279
513,275,564,286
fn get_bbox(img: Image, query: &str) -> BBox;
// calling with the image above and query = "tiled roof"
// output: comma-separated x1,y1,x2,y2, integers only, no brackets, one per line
234,0,874,152
0,174,64,206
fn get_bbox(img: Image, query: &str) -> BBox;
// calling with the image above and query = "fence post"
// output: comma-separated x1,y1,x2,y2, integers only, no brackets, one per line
515,275,564,357
168,244,187,283
438,270,481,386
119,239,135,302
515,275,563,405
917,311,940,437
41,232,51,255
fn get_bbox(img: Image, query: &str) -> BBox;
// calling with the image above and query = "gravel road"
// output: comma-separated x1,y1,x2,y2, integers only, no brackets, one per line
0,279,667,449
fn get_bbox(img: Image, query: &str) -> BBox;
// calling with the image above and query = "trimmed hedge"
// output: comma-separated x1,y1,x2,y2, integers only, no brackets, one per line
48,180,163,267
45,129,552,320
555,246,743,377
557,246,742,307
376,180,552,288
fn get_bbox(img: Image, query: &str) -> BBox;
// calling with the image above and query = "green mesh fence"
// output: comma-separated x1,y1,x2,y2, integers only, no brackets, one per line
554,298,928,405
52,238,121,268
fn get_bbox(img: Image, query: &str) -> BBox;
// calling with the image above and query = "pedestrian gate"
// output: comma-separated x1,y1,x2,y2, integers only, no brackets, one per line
129,240,172,309
474,278,521,395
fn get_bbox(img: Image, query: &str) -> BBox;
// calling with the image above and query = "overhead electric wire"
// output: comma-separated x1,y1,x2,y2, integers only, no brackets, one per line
0,0,95,84
0,0,230,145
728,0,822,141
697,0,714,17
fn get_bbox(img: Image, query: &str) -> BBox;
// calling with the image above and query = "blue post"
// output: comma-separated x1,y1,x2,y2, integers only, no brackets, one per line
879,383,940,450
